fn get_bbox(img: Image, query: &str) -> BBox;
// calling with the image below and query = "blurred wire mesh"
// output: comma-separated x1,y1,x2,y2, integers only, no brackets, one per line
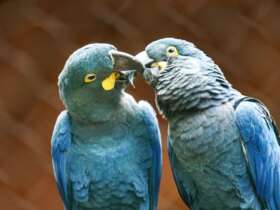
0,0,280,209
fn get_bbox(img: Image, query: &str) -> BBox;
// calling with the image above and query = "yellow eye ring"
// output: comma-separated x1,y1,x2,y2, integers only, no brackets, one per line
166,46,179,57
84,73,96,83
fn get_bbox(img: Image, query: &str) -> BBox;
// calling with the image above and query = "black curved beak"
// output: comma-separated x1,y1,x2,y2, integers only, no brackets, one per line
110,50,144,72
110,50,144,87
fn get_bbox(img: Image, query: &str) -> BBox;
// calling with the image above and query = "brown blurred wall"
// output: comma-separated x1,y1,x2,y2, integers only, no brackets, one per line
0,0,280,210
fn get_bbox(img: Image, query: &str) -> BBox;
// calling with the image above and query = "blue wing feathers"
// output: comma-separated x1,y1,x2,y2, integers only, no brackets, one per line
167,140,194,207
51,111,72,210
235,98,280,210
138,101,162,210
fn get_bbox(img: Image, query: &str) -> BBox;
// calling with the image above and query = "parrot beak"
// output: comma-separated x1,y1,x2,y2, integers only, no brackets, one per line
135,51,165,88
101,50,143,91
110,50,144,73
135,51,167,71
135,51,154,71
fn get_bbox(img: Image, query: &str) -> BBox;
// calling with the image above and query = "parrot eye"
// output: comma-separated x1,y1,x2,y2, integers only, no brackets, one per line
84,73,97,83
166,46,179,57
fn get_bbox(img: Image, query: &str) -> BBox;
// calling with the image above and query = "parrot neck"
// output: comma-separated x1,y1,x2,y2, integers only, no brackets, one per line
68,91,127,124
155,60,241,118
68,92,138,144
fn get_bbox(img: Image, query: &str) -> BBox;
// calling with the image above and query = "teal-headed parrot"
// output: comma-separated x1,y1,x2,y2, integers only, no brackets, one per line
135,37,280,210
51,43,162,210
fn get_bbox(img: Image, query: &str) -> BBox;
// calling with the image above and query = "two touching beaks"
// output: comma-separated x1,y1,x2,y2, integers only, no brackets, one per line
108,48,163,90
101,50,143,91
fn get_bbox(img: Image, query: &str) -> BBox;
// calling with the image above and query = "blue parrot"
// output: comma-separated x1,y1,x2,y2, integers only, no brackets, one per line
135,37,280,210
51,43,162,210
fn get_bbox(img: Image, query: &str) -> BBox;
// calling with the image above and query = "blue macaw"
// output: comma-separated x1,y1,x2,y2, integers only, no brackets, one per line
135,37,280,210
51,43,162,210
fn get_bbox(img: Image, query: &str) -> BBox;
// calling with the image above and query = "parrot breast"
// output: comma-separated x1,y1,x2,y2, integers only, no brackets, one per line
66,116,152,210
168,103,262,210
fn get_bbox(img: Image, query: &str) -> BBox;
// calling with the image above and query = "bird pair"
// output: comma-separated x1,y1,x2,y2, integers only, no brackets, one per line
51,38,280,210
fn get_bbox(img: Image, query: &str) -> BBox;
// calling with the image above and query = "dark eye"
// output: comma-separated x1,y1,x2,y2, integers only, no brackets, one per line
166,46,179,57
168,48,175,53
84,73,96,83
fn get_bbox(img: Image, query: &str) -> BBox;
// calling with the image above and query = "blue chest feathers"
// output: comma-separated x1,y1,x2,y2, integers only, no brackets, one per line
67,130,152,210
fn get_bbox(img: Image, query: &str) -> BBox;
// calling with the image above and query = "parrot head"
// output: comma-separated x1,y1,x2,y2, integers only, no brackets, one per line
135,38,237,117
135,37,213,87
58,43,143,122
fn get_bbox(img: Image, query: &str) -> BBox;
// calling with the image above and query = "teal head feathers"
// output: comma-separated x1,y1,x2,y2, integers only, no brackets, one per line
58,43,142,122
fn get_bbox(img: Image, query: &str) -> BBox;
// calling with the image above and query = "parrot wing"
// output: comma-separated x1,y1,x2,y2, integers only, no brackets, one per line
138,101,162,210
168,137,197,209
235,97,280,210
51,111,72,210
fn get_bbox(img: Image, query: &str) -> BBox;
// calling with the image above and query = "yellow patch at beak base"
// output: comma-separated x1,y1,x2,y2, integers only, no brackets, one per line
102,72,120,91
151,61,167,71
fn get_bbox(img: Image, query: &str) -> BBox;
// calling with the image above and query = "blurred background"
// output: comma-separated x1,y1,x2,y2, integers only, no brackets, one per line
0,0,280,209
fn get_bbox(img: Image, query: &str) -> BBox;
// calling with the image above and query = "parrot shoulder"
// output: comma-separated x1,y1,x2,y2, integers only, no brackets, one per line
137,100,161,147
51,111,71,152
